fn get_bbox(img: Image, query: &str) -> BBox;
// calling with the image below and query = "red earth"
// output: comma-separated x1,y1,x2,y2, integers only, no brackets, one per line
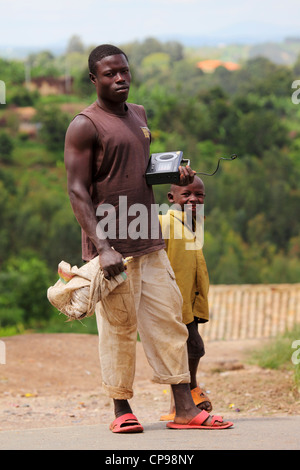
0,333,299,431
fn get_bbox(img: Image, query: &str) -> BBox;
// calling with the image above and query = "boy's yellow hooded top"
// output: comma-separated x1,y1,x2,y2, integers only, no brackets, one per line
159,209,209,325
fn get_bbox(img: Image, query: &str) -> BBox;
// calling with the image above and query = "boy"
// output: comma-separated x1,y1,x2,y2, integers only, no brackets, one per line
159,176,212,420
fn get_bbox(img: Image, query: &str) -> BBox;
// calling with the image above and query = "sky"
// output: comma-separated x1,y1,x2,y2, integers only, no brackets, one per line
2,0,300,50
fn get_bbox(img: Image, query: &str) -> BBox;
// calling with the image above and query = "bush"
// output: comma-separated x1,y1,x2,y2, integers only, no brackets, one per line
0,255,55,329
7,86,39,106
0,132,14,163
35,105,70,152
249,325,300,392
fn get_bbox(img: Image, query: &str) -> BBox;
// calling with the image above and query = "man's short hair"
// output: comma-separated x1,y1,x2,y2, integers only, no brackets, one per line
88,44,128,75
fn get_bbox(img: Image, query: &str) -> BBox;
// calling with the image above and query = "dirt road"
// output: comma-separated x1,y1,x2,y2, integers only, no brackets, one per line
0,333,299,433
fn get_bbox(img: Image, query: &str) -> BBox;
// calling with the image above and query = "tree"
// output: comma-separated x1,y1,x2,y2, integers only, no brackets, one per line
7,86,39,106
0,58,26,84
164,41,184,62
74,67,94,97
141,52,171,80
293,53,300,75
0,256,55,326
0,132,14,163
26,50,59,78
36,105,70,152
66,35,85,54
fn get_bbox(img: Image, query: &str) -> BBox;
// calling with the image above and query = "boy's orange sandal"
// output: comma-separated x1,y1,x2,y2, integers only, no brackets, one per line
160,386,212,421
191,386,212,412
160,412,176,421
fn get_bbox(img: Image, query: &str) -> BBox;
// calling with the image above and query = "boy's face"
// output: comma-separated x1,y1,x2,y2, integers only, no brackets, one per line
168,178,206,216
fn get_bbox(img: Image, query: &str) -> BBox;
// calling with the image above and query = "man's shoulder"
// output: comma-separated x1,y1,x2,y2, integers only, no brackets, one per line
79,101,97,112
66,103,98,142
74,101,98,120
69,102,98,128
127,102,145,111
127,102,146,118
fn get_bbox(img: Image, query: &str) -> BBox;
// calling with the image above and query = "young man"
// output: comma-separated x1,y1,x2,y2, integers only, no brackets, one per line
64,44,233,432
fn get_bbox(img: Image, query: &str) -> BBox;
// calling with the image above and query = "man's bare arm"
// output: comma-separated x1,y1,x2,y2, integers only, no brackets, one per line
64,115,124,278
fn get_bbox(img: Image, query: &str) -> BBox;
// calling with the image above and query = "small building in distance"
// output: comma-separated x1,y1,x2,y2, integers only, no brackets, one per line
25,76,73,96
197,59,241,73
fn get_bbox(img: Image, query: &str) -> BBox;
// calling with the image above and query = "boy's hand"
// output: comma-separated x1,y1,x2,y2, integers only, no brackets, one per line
178,165,196,186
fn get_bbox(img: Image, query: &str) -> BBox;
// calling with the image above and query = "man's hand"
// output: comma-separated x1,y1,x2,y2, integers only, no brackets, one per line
98,246,125,279
178,165,196,186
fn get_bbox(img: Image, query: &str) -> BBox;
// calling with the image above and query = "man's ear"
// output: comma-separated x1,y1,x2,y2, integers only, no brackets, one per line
89,72,96,84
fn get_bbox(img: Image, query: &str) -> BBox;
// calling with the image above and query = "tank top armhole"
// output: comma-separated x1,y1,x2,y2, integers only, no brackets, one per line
76,112,99,136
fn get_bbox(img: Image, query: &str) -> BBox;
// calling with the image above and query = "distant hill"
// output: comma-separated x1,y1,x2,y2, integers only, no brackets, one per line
0,43,65,60
1,32,300,66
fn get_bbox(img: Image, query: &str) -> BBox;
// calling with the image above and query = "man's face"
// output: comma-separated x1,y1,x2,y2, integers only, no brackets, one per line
90,54,131,106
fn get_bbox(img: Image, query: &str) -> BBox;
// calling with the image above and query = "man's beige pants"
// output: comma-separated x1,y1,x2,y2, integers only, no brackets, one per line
95,249,190,400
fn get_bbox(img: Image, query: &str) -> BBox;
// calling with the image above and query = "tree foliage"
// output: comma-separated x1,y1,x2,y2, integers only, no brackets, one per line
35,105,70,152
0,36,300,330
0,132,14,163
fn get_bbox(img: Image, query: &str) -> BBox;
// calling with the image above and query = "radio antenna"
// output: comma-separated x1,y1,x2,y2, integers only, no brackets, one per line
196,154,238,176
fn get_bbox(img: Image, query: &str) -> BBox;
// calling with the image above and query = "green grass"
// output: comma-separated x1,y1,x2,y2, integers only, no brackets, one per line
249,325,300,391
12,140,62,167
0,323,26,337
37,94,90,106
39,314,98,335
0,312,98,338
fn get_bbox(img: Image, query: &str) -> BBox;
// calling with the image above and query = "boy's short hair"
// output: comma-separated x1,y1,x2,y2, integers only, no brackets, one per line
88,44,128,75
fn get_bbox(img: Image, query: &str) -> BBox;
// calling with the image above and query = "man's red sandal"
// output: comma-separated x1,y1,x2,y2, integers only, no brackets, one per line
166,410,233,430
109,413,144,433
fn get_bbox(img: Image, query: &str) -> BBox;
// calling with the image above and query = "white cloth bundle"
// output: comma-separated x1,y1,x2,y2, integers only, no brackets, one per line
47,255,128,320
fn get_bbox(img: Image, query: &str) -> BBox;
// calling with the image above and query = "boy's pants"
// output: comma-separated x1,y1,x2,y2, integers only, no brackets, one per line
95,249,190,400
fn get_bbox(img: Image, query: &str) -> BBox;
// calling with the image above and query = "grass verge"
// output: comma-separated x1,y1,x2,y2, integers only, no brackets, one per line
249,325,300,394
